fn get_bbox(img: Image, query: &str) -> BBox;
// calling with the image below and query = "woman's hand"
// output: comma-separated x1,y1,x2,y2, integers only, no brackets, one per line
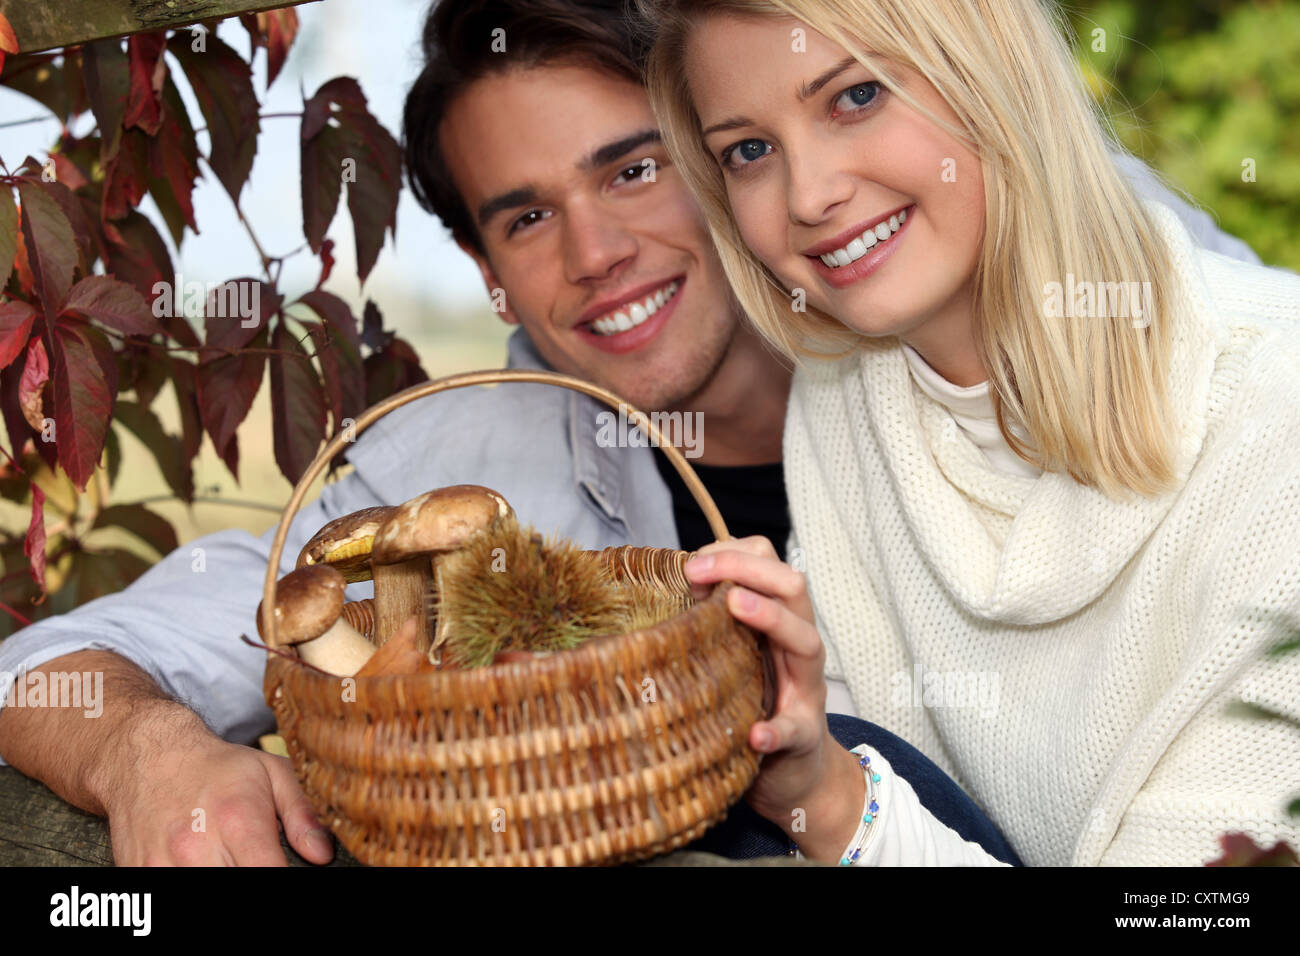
684,537,864,861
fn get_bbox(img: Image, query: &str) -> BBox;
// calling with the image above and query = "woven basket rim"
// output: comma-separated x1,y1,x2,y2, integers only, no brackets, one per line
263,578,736,698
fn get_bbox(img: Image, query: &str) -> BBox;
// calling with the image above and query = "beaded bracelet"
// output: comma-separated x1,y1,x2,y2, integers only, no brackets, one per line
784,744,883,864
838,745,883,866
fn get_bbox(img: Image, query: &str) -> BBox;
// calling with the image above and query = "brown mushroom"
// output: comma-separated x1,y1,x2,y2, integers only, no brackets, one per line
296,506,396,582
369,485,514,653
257,564,376,676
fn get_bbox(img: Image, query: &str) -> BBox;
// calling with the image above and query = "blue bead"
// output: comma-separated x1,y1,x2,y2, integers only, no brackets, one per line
870,801,879,813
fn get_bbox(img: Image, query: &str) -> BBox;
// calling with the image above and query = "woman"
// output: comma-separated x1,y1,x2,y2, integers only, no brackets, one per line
641,0,1300,865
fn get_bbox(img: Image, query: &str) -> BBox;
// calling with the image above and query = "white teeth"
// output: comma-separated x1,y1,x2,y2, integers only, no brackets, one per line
588,280,679,335
815,209,909,270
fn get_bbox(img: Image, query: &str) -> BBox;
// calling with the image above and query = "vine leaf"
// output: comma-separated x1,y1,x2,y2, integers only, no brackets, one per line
49,323,116,490
62,275,164,337
270,321,327,485
169,34,259,205
0,299,37,369
301,77,401,283
24,484,47,593
16,182,77,320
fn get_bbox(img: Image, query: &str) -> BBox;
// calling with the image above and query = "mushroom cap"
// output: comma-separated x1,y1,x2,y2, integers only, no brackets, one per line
257,564,348,646
371,485,514,565
296,505,396,582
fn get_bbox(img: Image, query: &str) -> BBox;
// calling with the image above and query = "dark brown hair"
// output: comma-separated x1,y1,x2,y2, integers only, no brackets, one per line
403,0,648,255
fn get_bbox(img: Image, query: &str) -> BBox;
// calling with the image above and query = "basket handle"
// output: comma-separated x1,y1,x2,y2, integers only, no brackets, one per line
260,369,731,649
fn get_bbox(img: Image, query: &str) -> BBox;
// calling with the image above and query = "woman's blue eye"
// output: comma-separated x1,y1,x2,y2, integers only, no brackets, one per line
833,81,881,114
722,138,772,170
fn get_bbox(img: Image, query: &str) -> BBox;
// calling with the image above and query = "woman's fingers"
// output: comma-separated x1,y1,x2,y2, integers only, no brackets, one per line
726,586,825,687
685,547,812,619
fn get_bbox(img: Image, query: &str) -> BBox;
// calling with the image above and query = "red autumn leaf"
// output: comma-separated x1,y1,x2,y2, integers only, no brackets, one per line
62,275,165,337
1206,832,1299,867
49,323,116,490
168,34,259,204
49,152,89,192
101,209,196,346
364,336,429,408
24,484,46,593
0,11,18,76
298,290,365,425
203,278,279,351
27,178,96,278
270,321,327,485
81,38,130,164
167,358,203,467
315,237,335,290
146,76,201,244
196,331,267,479
0,300,37,369
124,33,167,135
19,336,49,432
101,127,152,222
300,113,348,257
259,9,299,88
16,182,77,320
360,298,392,351
0,185,17,293
300,78,401,283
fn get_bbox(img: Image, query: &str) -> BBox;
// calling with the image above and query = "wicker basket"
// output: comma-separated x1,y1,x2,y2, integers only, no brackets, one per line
260,370,773,866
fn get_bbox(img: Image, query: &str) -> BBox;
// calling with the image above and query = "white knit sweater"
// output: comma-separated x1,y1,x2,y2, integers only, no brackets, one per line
785,202,1300,866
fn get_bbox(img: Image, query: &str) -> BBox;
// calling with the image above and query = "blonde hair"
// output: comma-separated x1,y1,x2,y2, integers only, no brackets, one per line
642,0,1182,500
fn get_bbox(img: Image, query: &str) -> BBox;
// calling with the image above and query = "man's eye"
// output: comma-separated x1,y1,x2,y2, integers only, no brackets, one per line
614,160,655,185
720,139,772,171
832,81,882,116
508,209,550,235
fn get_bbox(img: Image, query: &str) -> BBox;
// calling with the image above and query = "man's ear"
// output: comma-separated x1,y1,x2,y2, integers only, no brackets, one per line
456,237,518,326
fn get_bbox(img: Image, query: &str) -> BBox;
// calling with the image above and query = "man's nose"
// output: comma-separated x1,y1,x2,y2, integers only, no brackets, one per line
561,203,638,283
784,142,855,228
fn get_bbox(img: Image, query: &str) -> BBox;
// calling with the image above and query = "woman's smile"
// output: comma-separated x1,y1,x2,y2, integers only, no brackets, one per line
803,203,915,288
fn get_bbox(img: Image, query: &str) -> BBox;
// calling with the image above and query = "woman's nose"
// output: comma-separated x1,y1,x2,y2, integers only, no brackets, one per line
784,146,855,227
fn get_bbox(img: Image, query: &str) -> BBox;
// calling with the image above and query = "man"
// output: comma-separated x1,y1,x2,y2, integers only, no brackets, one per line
0,0,1258,865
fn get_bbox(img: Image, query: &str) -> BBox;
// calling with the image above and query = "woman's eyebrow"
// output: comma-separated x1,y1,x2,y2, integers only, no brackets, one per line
799,56,859,101
700,55,865,138
701,116,755,138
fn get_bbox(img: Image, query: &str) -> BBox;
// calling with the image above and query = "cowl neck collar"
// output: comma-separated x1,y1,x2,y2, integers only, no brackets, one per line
859,202,1230,625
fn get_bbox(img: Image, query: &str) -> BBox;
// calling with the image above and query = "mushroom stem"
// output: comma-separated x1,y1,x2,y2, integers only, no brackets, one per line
372,557,432,650
297,618,377,676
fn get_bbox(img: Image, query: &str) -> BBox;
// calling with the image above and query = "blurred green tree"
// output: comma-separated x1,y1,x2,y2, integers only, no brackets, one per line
1069,0,1300,270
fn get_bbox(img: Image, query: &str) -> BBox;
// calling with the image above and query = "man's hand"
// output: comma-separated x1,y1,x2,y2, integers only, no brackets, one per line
96,706,334,866
0,649,333,866
684,537,864,862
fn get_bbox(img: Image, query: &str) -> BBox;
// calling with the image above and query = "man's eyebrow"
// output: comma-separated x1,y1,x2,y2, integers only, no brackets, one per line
477,186,540,229
799,55,859,101
580,129,662,171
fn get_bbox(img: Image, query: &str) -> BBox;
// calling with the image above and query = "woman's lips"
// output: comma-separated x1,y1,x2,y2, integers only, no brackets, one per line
807,206,914,289
574,278,684,355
